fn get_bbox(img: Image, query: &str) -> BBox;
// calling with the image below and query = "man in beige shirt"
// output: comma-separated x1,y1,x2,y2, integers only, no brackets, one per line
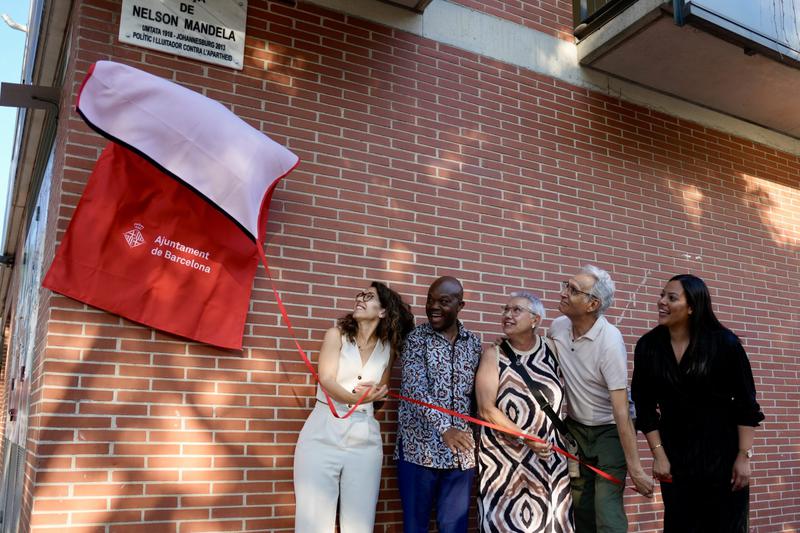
549,265,654,532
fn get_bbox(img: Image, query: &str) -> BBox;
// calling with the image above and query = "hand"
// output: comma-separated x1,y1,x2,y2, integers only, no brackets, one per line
731,454,751,491
525,438,553,459
652,454,672,482
493,336,508,346
354,383,387,403
629,467,655,498
442,427,474,454
353,382,374,395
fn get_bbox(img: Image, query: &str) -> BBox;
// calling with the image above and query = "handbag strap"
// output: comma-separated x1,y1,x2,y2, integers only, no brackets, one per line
499,340,575,442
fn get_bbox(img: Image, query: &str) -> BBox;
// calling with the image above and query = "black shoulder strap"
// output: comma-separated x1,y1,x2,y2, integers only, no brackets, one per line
499,340,573,440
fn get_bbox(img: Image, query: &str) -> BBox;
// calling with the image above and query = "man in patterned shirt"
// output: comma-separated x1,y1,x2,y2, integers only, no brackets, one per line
395,276,483,533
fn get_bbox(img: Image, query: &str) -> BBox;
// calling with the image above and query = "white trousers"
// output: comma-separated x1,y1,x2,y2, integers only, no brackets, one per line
293,402,384,533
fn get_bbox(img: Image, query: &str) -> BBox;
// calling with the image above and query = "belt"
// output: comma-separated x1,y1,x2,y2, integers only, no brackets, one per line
316,398,369,414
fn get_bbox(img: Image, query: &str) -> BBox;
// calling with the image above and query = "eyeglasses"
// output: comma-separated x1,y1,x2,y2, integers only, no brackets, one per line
355,291,376,302
501,305,534,317
561,281,597,300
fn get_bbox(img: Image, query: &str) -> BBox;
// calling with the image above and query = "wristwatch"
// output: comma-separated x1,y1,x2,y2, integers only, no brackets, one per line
739,448,754,459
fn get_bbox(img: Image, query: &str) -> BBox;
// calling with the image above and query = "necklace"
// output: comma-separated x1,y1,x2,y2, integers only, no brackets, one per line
357,338,376,368
509,336,537,353
357,337,376,351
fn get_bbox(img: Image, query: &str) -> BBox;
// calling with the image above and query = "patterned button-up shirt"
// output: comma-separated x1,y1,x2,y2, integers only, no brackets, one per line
395,321,482,470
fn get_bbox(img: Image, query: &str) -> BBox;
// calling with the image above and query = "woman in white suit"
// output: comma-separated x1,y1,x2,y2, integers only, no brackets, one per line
294,281,414,533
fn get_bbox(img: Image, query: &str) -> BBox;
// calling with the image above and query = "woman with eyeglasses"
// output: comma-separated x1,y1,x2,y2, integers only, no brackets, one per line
631,274,763,532
474,292,574,532
293,282,415,533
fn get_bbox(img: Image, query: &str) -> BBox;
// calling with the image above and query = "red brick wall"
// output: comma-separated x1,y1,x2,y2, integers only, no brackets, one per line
449,0,575,41
22,0,800,531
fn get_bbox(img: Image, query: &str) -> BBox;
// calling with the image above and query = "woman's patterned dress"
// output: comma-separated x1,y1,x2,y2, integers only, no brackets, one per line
478,337,574,533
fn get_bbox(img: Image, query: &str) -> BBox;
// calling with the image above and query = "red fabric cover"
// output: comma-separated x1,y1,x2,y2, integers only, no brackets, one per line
44,142,263,349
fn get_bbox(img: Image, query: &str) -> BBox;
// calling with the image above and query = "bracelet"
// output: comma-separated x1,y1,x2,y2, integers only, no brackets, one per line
651,443,663,451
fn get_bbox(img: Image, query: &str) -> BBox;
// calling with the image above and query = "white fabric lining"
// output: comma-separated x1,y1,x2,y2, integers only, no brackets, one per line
77,61,299,239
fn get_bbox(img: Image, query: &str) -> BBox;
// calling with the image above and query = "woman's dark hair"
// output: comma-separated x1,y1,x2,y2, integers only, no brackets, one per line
337,281,415,358
669,274,728,376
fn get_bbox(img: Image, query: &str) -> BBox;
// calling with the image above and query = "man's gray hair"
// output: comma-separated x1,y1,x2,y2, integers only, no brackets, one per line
509,291,545,321
581,264,615,315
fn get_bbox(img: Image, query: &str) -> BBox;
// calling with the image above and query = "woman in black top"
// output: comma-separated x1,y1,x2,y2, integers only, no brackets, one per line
631,274,763,533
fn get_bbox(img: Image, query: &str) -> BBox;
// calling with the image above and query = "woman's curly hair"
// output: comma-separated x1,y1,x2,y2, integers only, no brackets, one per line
337,281,415,358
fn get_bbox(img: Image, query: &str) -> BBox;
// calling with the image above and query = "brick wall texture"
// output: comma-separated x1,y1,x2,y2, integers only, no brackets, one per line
8,0,799,531
449,0,575,41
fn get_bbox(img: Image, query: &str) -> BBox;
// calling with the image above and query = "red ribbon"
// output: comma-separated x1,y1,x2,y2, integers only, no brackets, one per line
257,243,370,419
386,390,625,485
257,244,639,487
